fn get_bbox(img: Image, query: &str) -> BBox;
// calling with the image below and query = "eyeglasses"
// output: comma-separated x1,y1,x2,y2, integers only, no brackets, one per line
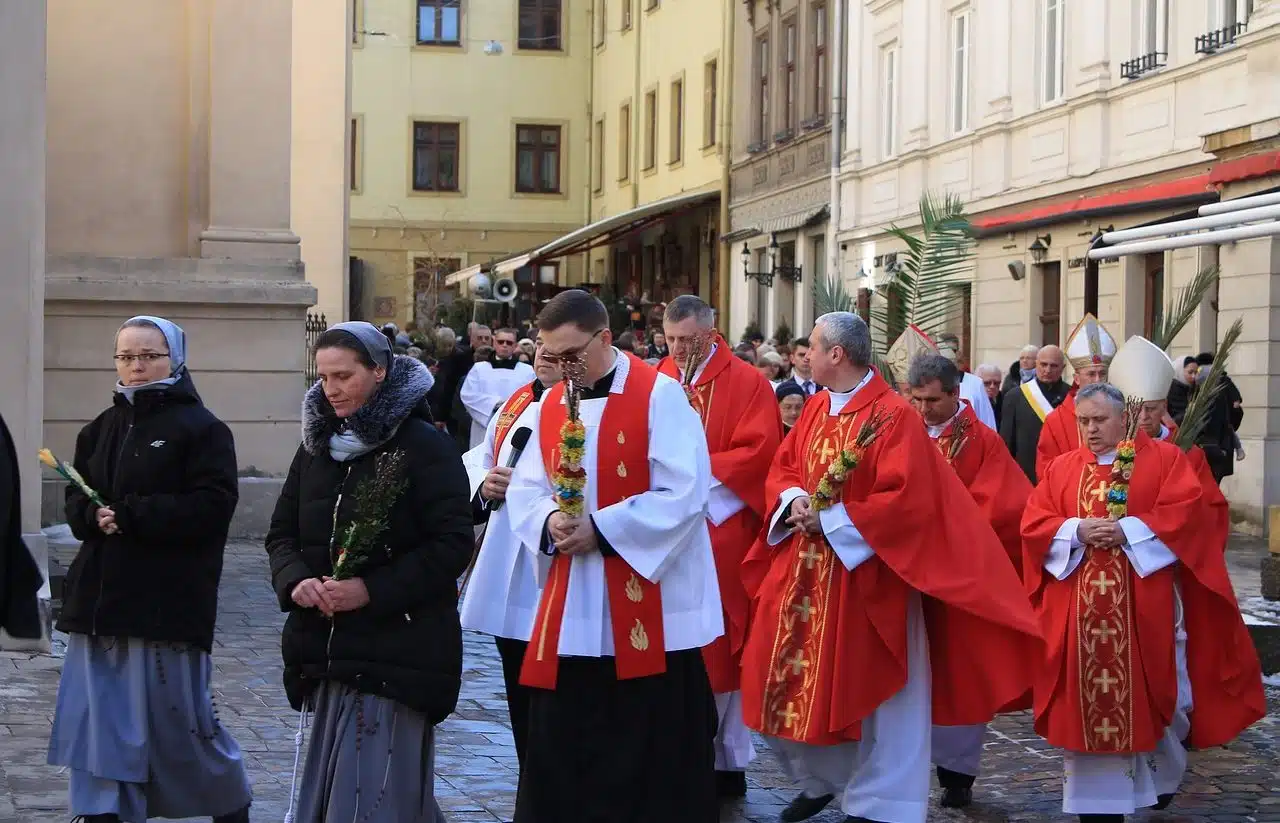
539,328,605,365
113,353,170,364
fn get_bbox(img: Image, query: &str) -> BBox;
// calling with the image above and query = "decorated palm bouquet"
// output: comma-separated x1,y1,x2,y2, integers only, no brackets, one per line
680,331,711,401
812,408,893,512
1106,398,1143,520
38,448,107,508
552,357,589,517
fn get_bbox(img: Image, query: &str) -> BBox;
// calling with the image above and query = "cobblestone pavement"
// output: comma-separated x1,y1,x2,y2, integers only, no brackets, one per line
2,541,1277,823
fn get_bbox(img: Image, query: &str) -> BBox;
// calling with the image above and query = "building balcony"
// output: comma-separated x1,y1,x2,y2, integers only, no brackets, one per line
801,114,828,132
1120,51,1166,80
1195,22,1247,54
774,128,796,145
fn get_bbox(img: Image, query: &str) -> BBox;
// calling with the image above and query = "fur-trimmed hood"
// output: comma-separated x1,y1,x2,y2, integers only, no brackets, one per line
302,355,435,456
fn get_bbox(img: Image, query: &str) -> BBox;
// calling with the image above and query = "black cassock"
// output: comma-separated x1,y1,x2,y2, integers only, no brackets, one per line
514,649,719,823
997,379,1070,484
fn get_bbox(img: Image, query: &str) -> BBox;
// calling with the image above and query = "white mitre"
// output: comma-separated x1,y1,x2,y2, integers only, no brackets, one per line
1109,335,1175,403
885,324,937,384
1064,313,1118,371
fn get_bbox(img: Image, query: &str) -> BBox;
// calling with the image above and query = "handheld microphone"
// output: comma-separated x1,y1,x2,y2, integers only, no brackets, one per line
487,426,531,512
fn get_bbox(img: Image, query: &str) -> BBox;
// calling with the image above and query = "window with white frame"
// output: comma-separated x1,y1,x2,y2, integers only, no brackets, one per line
1210,0,1254,30
880,45,899,159
1039,0,1065,105
1139,0,1169,56
950,9,971,134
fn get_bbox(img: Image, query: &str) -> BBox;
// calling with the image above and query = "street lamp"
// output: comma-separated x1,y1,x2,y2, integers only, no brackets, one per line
1028,234,1052,264
742,234,803,287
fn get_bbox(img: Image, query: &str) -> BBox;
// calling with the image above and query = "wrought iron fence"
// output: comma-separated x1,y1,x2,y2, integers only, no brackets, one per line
305,312,328,383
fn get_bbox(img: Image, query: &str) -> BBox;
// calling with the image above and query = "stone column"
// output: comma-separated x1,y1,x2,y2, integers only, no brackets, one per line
200,0,302,261
0,0,49,650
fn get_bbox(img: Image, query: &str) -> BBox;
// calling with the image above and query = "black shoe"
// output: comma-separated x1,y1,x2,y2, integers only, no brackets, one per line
940,786,973,808
1153,792,1176,810
780,792,835,822
1078,815,1124,823
72,816,121,823
214,804,250,823
716,769,747,798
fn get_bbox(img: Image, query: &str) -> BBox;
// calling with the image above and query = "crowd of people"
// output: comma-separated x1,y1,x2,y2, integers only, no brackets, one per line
0,296,1267,823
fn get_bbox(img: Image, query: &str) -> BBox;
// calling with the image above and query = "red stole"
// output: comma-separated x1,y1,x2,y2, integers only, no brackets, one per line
519,359,668,690
492,383,536,462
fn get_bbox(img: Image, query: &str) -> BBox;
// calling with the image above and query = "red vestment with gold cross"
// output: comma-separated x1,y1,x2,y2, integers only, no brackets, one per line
658,335,783,693
739,372,1041,746
1021,434,1265,753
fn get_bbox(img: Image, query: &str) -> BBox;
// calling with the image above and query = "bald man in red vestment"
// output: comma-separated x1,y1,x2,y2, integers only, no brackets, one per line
657,295,783,799
905,353,1033,811
1022,381,1264,823
739,312,1040,823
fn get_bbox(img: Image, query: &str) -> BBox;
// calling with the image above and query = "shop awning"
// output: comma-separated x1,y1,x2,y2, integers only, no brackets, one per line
489,188,720,276
444,245,542,287
722,205,829,244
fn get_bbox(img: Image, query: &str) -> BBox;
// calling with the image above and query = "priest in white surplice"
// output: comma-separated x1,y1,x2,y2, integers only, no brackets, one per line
504,290,723,823
459,333,560,768
460,327,535,448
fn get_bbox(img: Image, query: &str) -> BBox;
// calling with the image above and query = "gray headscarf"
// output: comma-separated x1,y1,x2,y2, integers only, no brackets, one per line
114,315,188,404
328,321,394,372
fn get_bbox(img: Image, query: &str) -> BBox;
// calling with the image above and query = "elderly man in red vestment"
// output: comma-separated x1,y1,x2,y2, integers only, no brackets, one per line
739,312,1041,823
1035,314,1117,478
904,353,1032,811
1022,380,1265,823
657,295,784,799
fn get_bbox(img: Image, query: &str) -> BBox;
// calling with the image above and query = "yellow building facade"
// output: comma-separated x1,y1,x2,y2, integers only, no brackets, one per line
584,0,733,321
350,0,591,330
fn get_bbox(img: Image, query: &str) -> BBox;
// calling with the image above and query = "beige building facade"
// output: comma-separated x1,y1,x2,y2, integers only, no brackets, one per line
0,0,355,563
726,0,836,344
835,0,1280,527
350,0,591,331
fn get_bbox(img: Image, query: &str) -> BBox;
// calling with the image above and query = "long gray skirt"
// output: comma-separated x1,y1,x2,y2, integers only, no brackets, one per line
294,680,445,823
47,634,252,822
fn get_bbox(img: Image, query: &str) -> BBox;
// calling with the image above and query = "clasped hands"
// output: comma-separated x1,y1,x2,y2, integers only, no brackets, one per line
785,496,822,535
291,576,370,616
547,511,599,556
1076,518,1126,549
95,506,120,535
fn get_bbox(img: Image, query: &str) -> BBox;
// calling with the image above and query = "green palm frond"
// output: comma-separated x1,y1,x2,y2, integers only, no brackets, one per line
812,268,859,315
1173,317,1242,451
869,192,976,352
1151,265,1220,350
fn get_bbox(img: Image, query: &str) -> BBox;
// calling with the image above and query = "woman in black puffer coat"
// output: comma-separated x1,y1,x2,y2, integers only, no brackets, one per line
267,321,472,823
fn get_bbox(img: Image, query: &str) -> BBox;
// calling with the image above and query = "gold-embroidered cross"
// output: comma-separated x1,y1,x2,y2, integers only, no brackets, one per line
1089,481,1112,504
791,597,816,623
1090,620,1118,644
799,543,822,570
785,649,809,675
1090,572,1117,596
1093,718,1119,743
818,438,836,464
775,701,800,729
1092,668,1119,694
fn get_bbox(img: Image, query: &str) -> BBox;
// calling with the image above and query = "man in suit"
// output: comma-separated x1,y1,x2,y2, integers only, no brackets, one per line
999,345,1071,483
773,337,820,396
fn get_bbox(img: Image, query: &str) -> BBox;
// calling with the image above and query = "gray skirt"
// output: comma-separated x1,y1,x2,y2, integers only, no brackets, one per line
294,680,445,823
47,633,252,822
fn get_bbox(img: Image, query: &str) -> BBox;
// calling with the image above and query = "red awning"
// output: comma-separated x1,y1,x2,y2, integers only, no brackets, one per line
972,175,1215,231
972,150,1280,232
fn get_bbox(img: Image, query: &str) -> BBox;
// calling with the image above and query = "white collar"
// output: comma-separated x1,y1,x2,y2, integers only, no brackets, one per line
926,401,967,439
827,369,875,415
1095,449,1117,466
676,343,717,383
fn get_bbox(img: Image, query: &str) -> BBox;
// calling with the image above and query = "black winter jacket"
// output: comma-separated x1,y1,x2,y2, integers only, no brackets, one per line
1,411,43,640
57,373,239,651
267,355,472,725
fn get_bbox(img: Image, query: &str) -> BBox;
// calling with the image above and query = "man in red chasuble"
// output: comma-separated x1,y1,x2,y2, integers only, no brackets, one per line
739,312,1040,823
657,295,784,799
905,353,1032,810
1021,379,1265,823
1035,313,1117,479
